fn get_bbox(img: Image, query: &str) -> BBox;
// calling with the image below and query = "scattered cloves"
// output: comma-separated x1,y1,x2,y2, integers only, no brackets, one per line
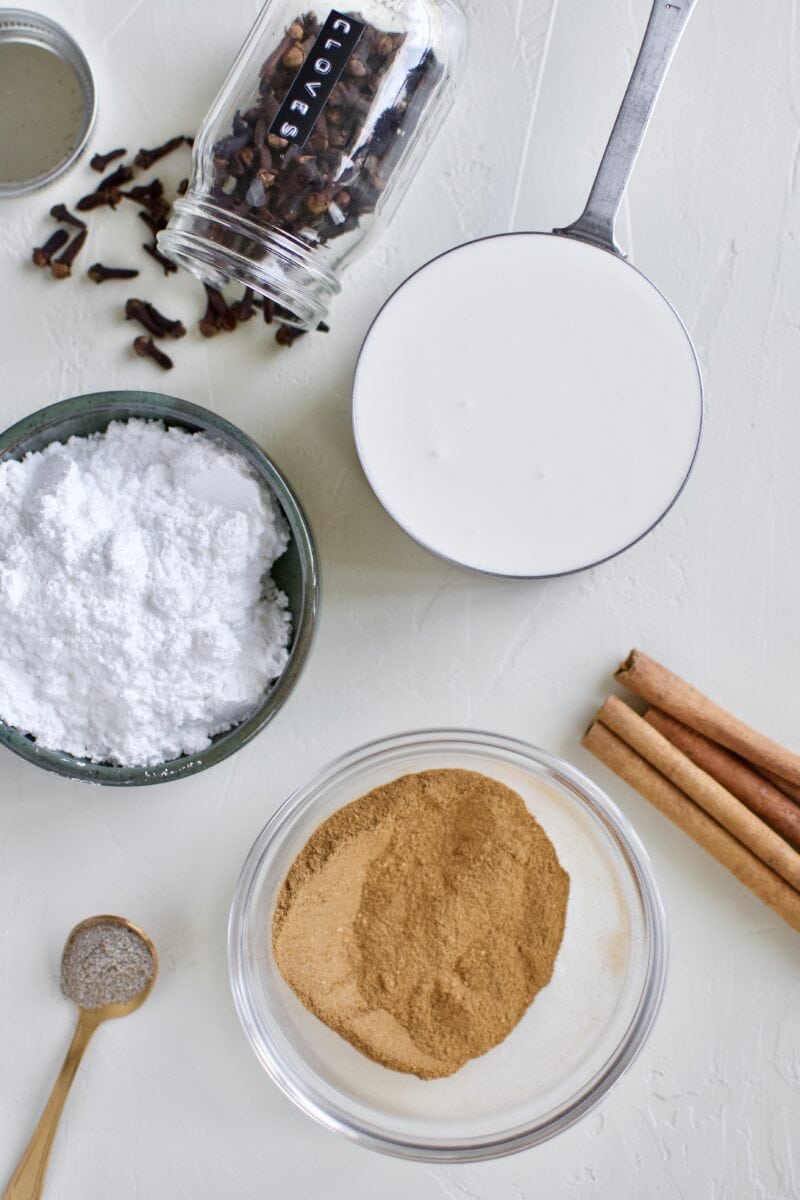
125,297,186,338
88,263,140,284
134,135,189,170
199,299,221,338
32,228,69,268
51,229,88,278
49,203,86,229
133,335,174,370
29,124,332,354
90,147,127,172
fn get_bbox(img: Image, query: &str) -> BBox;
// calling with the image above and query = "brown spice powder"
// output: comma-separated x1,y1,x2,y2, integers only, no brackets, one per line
272,769,570,1079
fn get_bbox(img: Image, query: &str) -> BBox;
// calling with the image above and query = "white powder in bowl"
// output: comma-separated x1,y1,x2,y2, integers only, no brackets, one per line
0,419,293,767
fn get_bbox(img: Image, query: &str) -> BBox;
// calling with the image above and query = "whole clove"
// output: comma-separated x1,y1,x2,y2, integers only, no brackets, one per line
147,198,172,224
88,263,140,284
90,147,127,172
126,298,161,335
274,318,330,347
156,308,187,338
32,228,69,268
133,335,174,370
122,179,165,203
49,204,86,229
142,242,177,275
199,285,229,337
134,135,189,170
138,209,169,236
275,323,306,347
120,180,172,227
76,188,121,212
230,288,257,322
201,284,237,333
51,229,88,278
95,164,134,193
125,298,186,338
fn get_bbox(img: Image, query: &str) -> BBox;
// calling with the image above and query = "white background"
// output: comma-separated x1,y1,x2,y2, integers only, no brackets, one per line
1,0,799,1196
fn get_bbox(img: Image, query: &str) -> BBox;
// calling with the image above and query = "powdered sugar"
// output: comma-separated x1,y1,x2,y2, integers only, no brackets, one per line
0,419,292,767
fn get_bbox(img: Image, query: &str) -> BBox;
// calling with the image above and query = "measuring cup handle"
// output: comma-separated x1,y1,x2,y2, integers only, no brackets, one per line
556,0,698,256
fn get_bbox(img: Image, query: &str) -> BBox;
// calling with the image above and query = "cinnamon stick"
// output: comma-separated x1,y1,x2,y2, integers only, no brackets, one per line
616,650,800,788
761,769,800,805
582,719,800,934
595,697,800,890
645,708,800,851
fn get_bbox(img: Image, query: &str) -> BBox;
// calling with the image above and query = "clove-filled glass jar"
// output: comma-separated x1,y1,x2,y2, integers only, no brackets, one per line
159,0,466,330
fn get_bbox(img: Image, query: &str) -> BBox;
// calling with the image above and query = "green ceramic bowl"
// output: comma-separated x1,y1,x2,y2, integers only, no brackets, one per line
0,391,319,786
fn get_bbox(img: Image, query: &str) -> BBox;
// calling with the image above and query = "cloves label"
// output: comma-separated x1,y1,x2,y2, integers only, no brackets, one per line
270,11,366,150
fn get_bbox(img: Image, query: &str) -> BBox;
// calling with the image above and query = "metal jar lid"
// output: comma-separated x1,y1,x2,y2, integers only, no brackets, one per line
0,9,96,196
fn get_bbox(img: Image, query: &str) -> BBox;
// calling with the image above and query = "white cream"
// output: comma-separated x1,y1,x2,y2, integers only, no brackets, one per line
353,233,702,576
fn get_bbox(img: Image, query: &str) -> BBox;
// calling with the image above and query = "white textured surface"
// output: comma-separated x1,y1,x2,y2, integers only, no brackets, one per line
1,0,798,1196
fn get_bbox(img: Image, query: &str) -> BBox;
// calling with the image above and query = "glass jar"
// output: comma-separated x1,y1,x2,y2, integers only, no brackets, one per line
159,0,466,330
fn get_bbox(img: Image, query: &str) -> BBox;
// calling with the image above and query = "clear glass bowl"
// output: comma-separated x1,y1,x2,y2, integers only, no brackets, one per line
0,391,319,786
229,728,667,1161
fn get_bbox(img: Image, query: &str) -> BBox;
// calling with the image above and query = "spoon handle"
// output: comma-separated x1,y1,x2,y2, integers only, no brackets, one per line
557,0,698,256
3,1011,100,1200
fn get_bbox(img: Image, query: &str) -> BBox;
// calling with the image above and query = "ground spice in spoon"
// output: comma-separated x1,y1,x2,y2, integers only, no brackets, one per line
273,769,570,1079
61,921,155,1009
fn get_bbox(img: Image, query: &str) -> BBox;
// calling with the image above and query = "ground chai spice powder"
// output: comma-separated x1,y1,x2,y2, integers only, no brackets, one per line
272,769,570,1079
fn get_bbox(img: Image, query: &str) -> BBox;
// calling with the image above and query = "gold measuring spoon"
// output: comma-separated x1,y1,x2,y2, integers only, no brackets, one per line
3,915,157,1200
